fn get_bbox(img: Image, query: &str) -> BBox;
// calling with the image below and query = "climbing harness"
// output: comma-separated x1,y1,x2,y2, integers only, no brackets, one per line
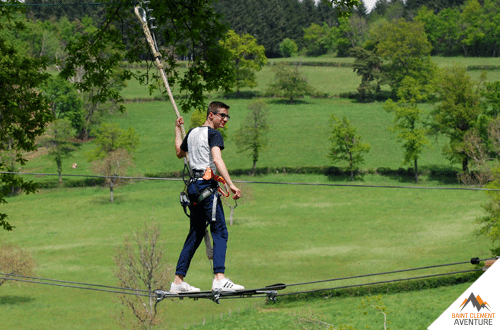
180,167,230,222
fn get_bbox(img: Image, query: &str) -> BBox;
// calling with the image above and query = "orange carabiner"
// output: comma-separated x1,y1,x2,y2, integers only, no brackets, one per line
202,167,229,197
214,175,230,197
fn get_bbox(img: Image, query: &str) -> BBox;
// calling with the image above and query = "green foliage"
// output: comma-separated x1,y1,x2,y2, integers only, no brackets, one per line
477,169,500,255
384,77,432,182
333,16,368,57
42,75,84,133
213,0,337,58
322,0,360,18
373,19,436,95
303,23,334,56
351,46,385,101
40,119,77,183
233,100,271,174
360,295,390,330
220,30,268,93
329,115,371,180
0,3,53,231
279,38,298,58
87,123,140,162
266,63,315,102
431,65,485,172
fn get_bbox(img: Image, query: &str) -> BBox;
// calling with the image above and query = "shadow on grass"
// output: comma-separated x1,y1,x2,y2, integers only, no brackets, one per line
268,99,310,105
231,165,462,186
222,91,263,99
0,295,34,305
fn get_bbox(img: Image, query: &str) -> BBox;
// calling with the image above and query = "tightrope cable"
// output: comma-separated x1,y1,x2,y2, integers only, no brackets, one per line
1,258,494,300
0,272,152,297
285,258,488,288
278,269,482,297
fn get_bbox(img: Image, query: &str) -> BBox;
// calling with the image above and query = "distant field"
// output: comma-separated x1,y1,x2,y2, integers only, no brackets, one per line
21,98,453,180
121,56,500,101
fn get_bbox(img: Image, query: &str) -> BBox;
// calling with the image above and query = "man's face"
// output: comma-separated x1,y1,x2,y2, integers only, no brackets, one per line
213,107,229,129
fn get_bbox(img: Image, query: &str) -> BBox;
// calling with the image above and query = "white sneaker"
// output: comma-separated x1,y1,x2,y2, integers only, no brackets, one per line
169,281,201,293
212,278,245,292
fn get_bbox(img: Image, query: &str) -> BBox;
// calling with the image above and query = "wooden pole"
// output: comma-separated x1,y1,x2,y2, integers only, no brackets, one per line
134,4,213,261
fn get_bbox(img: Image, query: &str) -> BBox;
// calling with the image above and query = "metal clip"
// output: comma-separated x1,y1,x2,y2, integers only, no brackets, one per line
212,289,221,304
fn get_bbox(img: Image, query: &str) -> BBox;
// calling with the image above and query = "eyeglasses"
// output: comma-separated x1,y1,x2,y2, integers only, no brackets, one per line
215,112,230,120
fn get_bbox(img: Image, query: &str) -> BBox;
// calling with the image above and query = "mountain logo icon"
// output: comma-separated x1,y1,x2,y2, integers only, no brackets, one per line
459,293,491,312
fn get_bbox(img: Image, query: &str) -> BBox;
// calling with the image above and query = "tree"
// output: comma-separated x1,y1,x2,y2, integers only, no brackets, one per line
40,119,77,184
322,0,361,18
460,117,500,255
477,174,500,256
373,19,436,95
234,100,271,175
279,38,298,58
0,242,36,287
113,221,172,330
329,115,371,181
431,65,485,172
87,123,140,203
1,2,53,231
266,63,314,102
384,77,431,182
303,23,334,56
333,16,368,57
220,30,267,94
351,46,385,101
42,75,84,134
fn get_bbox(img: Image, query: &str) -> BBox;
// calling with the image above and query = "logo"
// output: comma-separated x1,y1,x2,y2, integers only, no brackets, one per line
459,293,491,312
451,292,495,326
428,259,499,329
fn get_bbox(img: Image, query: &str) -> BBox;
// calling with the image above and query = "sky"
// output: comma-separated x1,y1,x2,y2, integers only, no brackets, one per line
313,0,378,13
362,0,377,13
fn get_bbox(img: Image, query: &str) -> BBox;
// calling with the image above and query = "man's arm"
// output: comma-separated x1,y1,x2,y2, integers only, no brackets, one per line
212,146,241,200
175,117,187,159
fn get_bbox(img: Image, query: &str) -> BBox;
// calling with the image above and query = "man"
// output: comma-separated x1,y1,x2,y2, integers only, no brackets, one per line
170,101,244,293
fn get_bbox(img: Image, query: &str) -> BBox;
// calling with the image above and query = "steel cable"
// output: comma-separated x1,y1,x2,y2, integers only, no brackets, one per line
284,258,489,288
0,272,153,297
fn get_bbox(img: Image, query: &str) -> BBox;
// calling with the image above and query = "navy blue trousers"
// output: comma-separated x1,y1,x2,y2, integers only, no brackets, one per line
175,179,228,276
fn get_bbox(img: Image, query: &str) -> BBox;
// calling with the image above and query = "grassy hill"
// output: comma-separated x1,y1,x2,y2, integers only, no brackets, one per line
1,56,499,329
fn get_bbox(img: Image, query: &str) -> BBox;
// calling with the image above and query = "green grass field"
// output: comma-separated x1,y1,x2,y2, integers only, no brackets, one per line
1,56,499,329
0,176,491,329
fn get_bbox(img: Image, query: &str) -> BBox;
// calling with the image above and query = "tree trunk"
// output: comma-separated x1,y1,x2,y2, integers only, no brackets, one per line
414,158,418,183
109,182,114,203
462,157,469,173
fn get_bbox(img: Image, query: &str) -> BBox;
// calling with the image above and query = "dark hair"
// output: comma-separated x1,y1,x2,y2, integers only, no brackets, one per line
207,101,230,117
